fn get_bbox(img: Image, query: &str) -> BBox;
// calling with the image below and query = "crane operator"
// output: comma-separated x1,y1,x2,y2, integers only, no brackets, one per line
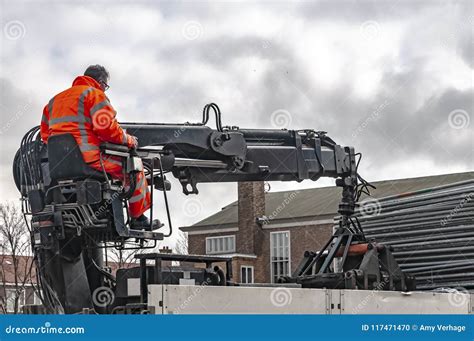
40,64,160,230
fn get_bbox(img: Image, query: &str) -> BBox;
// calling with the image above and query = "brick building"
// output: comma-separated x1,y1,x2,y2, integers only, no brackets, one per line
180,171,473,284
0,255,39,314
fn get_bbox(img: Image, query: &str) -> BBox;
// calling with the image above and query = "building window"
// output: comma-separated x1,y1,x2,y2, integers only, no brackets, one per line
6,288,25,313
240,266,254,284
33,290,42,305
206,235,236,254
270,231,291,283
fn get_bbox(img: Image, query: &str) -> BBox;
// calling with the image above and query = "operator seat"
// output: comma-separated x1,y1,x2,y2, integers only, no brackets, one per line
47,134,106,181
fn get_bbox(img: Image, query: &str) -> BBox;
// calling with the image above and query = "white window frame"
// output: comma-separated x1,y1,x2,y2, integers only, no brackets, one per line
270,231,291,283
5,288,25,313
205,235,236,255
33,290,42,305
240,265,254,284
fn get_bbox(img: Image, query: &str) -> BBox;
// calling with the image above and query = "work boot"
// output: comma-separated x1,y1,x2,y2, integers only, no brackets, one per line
130,214,164,231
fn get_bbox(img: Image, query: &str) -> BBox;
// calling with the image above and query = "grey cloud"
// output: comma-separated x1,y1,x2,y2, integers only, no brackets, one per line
0,78,42,167
157,35,289,68
296,0,469,22
458,28,473,68
163,31,473,170
244,52,473,170
338,66,474,169
369,86,472,164
0,78,43,203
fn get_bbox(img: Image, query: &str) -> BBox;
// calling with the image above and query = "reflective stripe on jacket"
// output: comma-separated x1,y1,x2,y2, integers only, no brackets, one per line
40,75,131,164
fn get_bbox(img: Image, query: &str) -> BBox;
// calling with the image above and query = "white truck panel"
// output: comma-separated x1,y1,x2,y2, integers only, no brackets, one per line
148,285,329,314
147,285,471,315
338,289,470,314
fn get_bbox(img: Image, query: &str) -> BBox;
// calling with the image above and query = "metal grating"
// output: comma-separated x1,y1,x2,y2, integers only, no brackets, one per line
339,179,474,290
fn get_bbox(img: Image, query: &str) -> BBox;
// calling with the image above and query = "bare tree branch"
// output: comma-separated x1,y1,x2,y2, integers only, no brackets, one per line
0,202,34,313
175,230,188,255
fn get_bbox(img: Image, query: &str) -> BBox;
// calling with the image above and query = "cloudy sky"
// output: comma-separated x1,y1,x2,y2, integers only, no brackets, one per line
1,0,472,248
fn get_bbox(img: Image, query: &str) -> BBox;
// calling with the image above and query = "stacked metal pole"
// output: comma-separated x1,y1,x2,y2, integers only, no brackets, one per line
337,179,474,290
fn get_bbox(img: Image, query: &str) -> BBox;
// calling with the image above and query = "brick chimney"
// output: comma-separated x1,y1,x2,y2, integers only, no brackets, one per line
237,181,265,255
159,246,172,254
159,246,173,267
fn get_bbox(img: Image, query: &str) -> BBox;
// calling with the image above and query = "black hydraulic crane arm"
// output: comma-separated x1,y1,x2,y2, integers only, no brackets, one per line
122,118,359,219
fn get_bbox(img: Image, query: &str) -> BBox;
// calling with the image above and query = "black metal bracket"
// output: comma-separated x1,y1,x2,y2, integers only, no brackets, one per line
135,253,233,304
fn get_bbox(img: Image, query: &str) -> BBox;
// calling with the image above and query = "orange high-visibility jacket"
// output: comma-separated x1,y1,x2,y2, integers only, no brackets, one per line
40,75,134,164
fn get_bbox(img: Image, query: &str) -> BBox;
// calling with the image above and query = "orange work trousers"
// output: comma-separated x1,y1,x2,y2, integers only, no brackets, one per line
89,156,151,218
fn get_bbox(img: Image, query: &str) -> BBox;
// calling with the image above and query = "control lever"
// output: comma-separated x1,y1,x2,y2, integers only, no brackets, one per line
153,175,171,191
